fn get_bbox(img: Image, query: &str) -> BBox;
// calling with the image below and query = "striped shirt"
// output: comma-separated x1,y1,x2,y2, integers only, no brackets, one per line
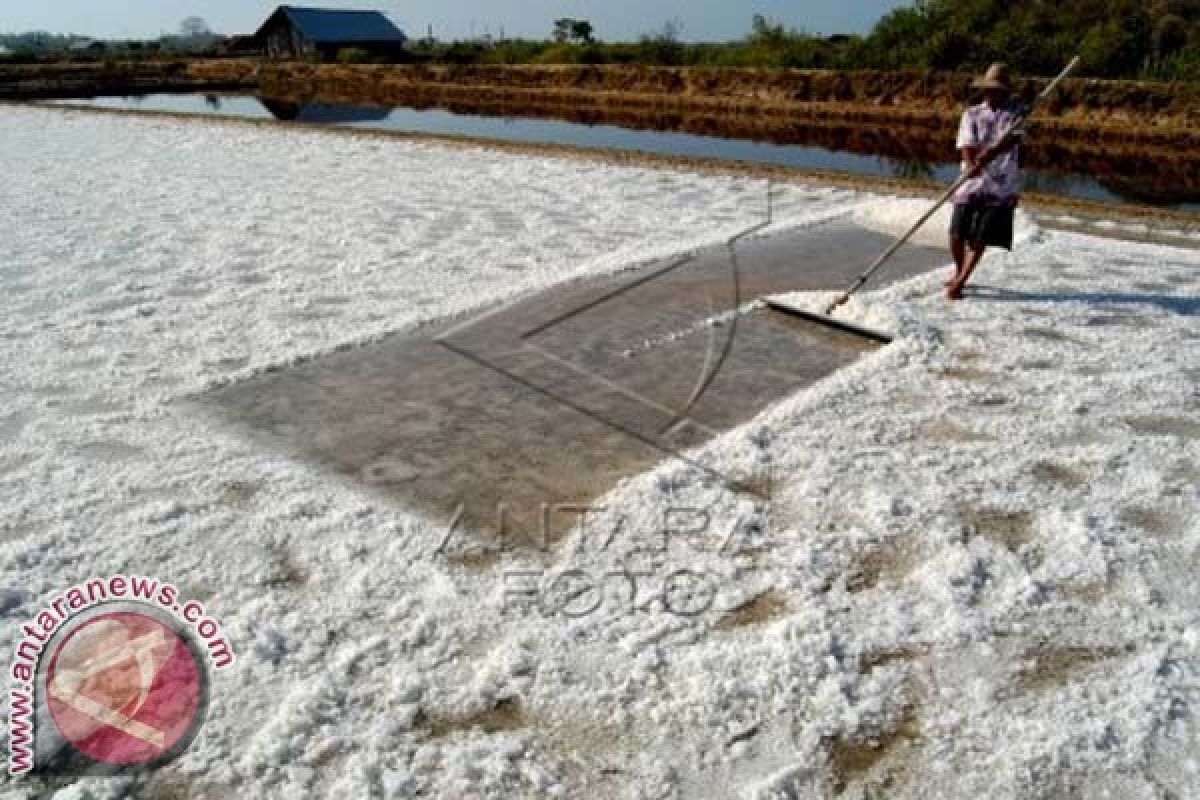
954,100,1027,206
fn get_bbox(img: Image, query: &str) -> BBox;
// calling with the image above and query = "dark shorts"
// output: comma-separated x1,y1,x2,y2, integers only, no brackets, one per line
950,202,1015,250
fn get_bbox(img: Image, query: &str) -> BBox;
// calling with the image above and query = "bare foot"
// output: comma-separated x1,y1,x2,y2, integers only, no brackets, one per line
946,284,965,300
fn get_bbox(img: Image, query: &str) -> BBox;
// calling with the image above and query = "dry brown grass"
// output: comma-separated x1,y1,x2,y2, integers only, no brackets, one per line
227,61,1200,131
0,59,249,99
8,59,1200,121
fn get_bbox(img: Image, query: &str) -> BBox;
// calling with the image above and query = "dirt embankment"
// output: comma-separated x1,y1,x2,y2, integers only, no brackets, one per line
187,61,1199,204
5,60,1197,202
186,61,1200,142
0,60,254,98
7,60,1197,136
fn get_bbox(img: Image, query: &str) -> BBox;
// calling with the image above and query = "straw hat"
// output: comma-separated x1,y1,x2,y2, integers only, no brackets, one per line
971,63,1012,91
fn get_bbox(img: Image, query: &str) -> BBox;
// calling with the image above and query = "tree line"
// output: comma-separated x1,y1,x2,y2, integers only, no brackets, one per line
4,3,1198,81
0,17,218,57
413,2,1200,81
861,0,1200,80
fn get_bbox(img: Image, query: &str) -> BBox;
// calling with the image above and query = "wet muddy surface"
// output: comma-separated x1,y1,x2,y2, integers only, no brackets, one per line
192,220,947,543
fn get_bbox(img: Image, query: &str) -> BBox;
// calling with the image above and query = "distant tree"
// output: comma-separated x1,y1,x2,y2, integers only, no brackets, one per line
924,28,973,70
750,14,786,47
745,14,831,68
572,20,595,44
660,18,683,43
637,19,684,66
862,7,934,69
1153,14,1189,58
553,18,594,45
0,31,76,54
1076,10,1152,77
180,17,211,38
851,0,1199,78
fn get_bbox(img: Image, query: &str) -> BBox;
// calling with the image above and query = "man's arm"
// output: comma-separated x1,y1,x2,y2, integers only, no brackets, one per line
956,108,987,173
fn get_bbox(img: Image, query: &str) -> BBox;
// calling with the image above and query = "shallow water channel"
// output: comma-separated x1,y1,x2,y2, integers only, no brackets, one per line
43,93,1200,212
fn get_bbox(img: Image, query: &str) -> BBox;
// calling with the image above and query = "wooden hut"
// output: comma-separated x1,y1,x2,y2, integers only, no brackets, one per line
252,6,407,60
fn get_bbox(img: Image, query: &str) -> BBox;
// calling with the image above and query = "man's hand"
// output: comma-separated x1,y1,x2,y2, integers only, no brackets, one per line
962,146,981,174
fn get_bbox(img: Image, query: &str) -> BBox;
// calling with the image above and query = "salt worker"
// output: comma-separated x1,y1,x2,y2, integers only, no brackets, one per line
946,63,1027,300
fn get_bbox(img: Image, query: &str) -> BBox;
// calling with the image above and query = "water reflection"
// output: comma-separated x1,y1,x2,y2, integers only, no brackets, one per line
1023,171,1082,199
889,159,935,182
258,99,392,125
255,97,1200,211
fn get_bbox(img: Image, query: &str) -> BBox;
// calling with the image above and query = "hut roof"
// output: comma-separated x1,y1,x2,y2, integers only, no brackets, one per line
256,6,406,44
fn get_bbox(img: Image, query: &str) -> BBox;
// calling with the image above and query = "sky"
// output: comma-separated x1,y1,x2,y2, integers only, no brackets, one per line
0,1,910,41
